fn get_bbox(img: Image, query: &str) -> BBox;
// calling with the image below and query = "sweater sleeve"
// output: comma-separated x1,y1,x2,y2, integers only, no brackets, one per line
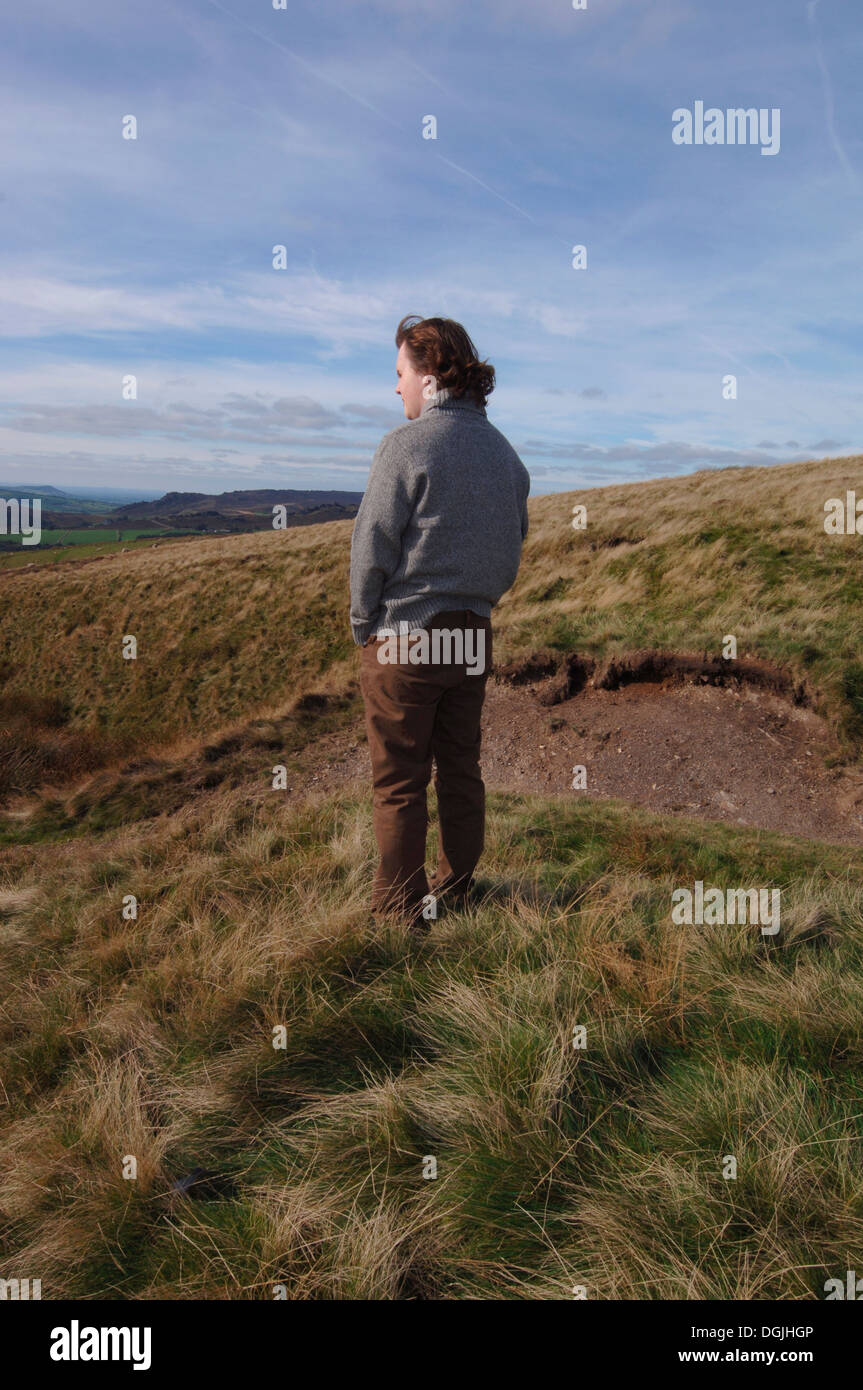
349,436,416,646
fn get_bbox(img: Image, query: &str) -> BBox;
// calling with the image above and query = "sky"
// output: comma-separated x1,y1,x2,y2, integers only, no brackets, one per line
0,0,861,500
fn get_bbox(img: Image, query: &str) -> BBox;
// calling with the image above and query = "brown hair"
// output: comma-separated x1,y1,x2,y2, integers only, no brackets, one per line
395,315,496,408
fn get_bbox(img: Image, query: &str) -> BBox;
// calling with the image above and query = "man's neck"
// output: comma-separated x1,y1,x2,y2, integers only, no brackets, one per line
420,387,484,416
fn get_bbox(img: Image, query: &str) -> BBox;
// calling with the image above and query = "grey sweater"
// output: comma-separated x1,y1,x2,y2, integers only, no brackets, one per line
349,387,531,646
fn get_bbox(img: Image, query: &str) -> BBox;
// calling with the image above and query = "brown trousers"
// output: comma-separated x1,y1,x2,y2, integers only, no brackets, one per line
359,608,493,923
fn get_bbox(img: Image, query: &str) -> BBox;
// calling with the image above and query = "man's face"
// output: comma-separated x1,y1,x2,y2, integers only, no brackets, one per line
395,342,435,420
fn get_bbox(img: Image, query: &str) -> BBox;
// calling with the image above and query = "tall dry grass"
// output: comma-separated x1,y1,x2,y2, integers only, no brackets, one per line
1,772,861,1298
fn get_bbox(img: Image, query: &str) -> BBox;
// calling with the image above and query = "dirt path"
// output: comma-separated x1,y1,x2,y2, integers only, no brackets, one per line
293,660,863,847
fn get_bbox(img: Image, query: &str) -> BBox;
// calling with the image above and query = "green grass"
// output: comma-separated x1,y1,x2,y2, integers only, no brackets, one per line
35,527,189,547
0,530,194,570
1,779,861,1299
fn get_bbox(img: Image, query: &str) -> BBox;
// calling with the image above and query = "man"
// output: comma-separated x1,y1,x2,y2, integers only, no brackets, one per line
349,314,530,933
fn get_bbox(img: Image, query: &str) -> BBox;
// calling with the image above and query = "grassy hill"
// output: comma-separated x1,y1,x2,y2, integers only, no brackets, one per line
1,452,862,1299
1,453,862,806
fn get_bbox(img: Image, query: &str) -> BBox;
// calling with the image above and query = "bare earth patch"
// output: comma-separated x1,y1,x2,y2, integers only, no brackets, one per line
292,652,863,847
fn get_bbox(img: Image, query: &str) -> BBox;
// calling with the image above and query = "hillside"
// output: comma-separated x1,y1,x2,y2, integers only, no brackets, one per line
0,453,861,807
1,453,862,1300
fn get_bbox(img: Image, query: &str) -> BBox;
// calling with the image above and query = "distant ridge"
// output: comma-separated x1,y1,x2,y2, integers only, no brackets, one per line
0,483,67,496
112,488,364,517
0,484,365,541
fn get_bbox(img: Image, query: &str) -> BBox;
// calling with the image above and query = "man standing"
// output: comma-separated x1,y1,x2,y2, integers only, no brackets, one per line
349,315,530,932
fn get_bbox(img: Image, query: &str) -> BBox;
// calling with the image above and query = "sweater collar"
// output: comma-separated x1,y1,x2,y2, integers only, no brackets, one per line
420,386,486,417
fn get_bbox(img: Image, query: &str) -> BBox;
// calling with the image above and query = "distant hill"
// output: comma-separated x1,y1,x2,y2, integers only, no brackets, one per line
0,485,131,520
104,487,363,533
112,488,363,519
0,486,365,541
0,483,67,497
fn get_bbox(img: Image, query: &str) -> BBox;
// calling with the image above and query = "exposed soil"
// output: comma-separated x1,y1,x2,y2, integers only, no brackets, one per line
290,650,863,847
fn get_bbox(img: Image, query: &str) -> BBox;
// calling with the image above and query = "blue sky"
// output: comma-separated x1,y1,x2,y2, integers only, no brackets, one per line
1,0,861,500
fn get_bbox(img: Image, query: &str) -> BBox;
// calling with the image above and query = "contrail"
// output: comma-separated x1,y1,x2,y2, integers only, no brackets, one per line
434,155,550,232
401,56,463,102
806,0,860,193
200,0,401,128
695,330,831,438
196,0,568,240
